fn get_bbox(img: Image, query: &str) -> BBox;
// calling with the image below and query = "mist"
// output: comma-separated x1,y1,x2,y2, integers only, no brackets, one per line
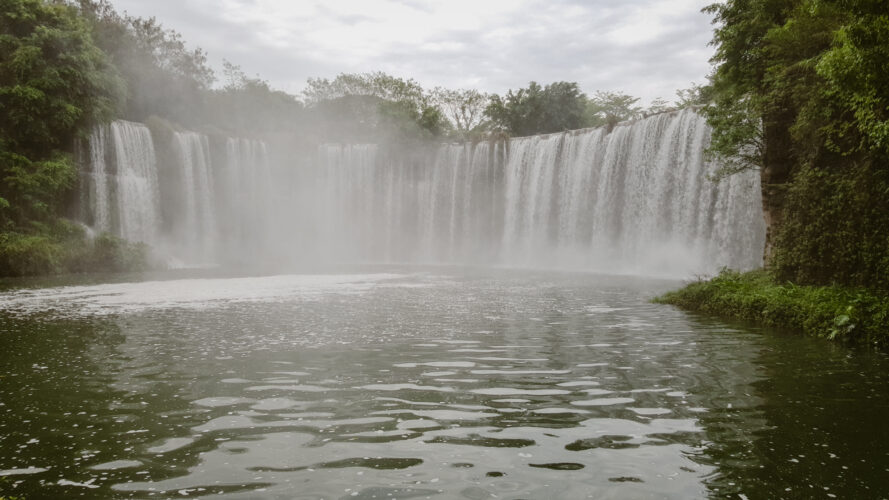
75,108,764,278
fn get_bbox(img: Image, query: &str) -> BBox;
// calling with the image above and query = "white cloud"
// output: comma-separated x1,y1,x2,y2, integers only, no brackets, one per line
108,0,715,104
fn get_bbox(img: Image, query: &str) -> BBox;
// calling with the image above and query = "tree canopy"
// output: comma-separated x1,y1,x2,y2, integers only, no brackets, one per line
584,91,643,128
0,0,122,229
485,81,589,136
704,0,889,291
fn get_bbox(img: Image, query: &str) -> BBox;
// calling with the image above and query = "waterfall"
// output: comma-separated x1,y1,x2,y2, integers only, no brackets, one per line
111,121,161,245
79,121,161,245
316,109,765,275
79,109,765,276
495,108,765,274
170,131,216,265
217,137,274,263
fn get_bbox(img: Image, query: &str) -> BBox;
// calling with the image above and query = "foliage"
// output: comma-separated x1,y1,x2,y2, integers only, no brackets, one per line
703,0,889,290
816,0,889,155
0,0,153,276
304,71,426,107
0,0,123,156
0,223,147,277
63,231,149,273
654,269,889,347
303,71,448,141
0,0,121,234
675,82,712,107
0,231,62,276
584,90,642,128
485,81,588,136
646,97,673,116
73,0,214,126
207,60,303,135
430,87,490,140
771,159,889,292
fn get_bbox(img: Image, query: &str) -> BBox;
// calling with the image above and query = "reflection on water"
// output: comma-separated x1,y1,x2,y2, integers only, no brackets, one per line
0,268,887,499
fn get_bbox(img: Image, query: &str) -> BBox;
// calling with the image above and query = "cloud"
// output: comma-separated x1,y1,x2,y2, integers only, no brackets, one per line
109,0,715,103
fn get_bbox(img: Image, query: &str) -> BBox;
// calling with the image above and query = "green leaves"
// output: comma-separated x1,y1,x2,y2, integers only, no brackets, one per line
485,81,590,136
584,91,642,129
656,269,889,347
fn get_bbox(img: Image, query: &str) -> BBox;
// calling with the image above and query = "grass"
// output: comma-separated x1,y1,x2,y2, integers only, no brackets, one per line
654,269,889,347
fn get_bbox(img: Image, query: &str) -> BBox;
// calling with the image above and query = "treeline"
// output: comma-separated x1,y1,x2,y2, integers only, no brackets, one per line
703,0,889,292
302,74,707,142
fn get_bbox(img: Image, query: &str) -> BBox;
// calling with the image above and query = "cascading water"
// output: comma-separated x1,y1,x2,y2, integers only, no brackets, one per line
111,121,162,245
500,108,765,274
79,120,161,245
216,137,274,263
170,132,216,265
316,108,765,275
80,109,765,276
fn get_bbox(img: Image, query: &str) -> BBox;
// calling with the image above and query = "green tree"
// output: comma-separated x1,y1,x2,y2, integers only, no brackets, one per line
207,60,303,135
303,71,448,141
584,91,642,128
704,0,889,290
703,0,845,260
675,82,711,107
815,0,889,154
486,81,588,136
0,0,122,228
431,87,490,140
73,0,214,125
646,97,673,116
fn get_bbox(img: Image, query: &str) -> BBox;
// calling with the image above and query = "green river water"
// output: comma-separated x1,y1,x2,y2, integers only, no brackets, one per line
0,267,887,499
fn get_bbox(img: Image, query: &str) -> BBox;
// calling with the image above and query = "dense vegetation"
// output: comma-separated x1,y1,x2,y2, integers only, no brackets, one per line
660,0,889,343
703,0,889,291
655,269,889,347
0,0,140,275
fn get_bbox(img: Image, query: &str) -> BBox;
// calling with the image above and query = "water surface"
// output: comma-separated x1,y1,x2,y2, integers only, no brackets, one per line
1,268,887,499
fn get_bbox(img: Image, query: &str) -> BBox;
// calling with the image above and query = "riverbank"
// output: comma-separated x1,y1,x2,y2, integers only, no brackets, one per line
0,228,149,277
654,269,889,347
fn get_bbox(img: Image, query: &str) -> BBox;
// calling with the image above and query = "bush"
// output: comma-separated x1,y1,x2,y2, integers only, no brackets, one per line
654,269,889,347
773,161,889,293
0,222,148,277
0,232,64,276
63,232,149,273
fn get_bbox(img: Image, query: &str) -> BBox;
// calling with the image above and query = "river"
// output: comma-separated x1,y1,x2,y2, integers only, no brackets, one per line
0,268,887,499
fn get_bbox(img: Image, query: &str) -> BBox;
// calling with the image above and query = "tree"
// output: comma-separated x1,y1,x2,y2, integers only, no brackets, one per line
208,60,303,134
646,97,673,116
485,81,588,136
815,0,889,155
304,72,426,107
584,91,642,128
0,0,123,228
74,0,215,125
303,71,448,141
675,82,712,108
704,0,889,290
431,87,489,140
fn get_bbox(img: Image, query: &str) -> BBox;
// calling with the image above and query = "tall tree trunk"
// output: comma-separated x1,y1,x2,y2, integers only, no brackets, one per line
760,117,794,267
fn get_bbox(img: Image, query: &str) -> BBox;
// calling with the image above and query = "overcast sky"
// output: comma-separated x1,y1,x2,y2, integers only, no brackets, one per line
108,0,717,106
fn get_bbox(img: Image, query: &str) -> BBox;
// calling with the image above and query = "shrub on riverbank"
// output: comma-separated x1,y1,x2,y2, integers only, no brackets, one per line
0,224,148,277
654,269,889,347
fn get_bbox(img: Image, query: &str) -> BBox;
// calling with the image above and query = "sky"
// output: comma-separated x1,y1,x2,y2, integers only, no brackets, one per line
108,0,717,106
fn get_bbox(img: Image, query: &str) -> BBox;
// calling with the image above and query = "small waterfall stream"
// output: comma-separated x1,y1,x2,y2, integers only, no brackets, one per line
171,131,216,265
78,109,765,275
